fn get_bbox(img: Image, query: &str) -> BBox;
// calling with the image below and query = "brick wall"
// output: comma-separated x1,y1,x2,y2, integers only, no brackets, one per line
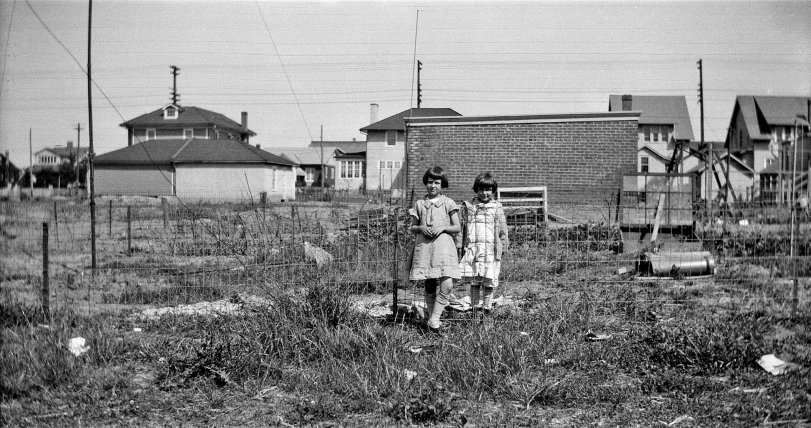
405,119,638,221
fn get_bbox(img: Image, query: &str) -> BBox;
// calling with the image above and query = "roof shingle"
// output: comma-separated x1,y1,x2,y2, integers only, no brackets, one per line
95,139,293,167
609,95,695,141
120,106,255,136
360,108,461,132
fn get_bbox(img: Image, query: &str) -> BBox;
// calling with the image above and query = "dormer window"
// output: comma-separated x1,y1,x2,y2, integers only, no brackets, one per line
164,106,178,119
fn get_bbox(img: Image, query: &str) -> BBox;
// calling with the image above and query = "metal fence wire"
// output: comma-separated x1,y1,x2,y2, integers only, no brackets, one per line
1,198,809,323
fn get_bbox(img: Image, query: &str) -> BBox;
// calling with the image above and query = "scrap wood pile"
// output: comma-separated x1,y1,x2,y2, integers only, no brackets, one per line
510,221,623,252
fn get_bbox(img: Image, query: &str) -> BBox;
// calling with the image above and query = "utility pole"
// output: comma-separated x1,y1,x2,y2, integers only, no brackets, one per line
698,59,709,210
417,60,423,108
29,128,33,197
88,0,97,271
74,123,83,186
320,125,325,191
170,65,180,105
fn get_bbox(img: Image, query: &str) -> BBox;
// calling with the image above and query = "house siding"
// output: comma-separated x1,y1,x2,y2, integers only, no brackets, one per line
176,164,295,201
406,119,637,220
366,130,405,192
95,166,174,196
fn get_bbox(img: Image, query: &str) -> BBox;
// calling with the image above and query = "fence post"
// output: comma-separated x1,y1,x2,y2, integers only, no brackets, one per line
392,207,399,320
42,222,50,318
127,206,132,256
109,200,113,236
162,197,168,229
792,204,800,313
53,201,59,242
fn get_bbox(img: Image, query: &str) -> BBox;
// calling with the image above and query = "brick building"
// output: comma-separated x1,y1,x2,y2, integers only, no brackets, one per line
404,112,639,221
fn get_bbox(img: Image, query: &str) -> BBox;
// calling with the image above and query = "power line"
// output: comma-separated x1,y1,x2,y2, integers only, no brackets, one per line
0,0,16,95
254,0,313,142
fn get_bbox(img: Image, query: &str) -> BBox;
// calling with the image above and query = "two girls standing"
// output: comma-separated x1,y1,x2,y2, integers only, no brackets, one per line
408,167,508,333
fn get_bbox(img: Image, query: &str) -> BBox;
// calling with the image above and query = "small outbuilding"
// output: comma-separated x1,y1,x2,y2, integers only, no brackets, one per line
94,139,296,202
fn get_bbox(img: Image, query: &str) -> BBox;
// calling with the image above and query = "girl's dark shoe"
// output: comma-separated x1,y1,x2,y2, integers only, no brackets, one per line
427,326,445,338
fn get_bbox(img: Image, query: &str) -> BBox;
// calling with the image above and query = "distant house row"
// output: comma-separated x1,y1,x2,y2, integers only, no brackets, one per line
15,93,809,210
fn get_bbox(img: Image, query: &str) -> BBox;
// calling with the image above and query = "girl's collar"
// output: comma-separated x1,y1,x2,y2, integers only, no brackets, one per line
467,197,498,207
424,194,447,207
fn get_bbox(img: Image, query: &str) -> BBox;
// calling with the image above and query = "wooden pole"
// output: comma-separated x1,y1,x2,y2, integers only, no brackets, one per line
42,222,50,317
29,128,33,198
53,201,58,242
87,0,97,272
392,207,399,320
162,197,168,229
127,206,132,256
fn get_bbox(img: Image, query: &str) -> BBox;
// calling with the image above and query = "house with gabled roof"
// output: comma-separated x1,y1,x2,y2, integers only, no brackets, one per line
726,96,810,172
609,95,695,175
120,104,256,146
33,142,90,172
360,104,461,195
725,95,810,202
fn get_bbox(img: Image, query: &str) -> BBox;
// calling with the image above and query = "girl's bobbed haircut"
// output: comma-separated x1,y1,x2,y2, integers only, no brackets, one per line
472,172,498,194
422,166,449,188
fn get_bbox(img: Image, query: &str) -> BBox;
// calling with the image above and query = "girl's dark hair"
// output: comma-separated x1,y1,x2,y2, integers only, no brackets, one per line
472,172,498,194
422,166,449,188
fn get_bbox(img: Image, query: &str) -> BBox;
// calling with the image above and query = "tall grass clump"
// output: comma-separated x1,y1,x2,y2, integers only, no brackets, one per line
0,301,133,401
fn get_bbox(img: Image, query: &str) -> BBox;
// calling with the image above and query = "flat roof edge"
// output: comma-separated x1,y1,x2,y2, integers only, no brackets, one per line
406,111,641,126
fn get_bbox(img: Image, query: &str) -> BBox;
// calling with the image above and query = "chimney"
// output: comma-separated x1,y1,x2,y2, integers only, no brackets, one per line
241,112,248,129
370,103,379,124
621,94,632,111
255,144,261,149
67,141,73,149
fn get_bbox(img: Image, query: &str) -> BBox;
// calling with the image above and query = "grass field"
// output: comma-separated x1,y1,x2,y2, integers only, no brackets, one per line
1,199,810,426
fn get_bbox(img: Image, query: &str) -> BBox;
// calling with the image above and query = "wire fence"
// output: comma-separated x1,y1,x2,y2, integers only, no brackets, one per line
1,197,809,323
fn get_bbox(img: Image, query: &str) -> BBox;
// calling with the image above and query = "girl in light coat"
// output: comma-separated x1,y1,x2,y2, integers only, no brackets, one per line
459,172,509,312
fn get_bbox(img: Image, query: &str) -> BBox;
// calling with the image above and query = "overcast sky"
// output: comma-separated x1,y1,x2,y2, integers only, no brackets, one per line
1,0,809,165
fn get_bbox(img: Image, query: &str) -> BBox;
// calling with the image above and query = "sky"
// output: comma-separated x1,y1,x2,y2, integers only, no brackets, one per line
0,0,809,166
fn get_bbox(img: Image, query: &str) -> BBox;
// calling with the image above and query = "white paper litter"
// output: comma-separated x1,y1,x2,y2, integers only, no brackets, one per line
403,369,418,381
585,331,612,342
133,328,142,333
68,337,89,356
758,354,788,375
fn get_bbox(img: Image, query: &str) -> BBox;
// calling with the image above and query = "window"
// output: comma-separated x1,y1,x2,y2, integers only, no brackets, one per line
386,161,393,168
165,107,177,119
340,161,364,178
183,129,194,139
306,168,315,181
379,160,385,169
146,129,156,141
643,125,650,142
640,156,649,173
386,130,396,146
394,161,401,169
